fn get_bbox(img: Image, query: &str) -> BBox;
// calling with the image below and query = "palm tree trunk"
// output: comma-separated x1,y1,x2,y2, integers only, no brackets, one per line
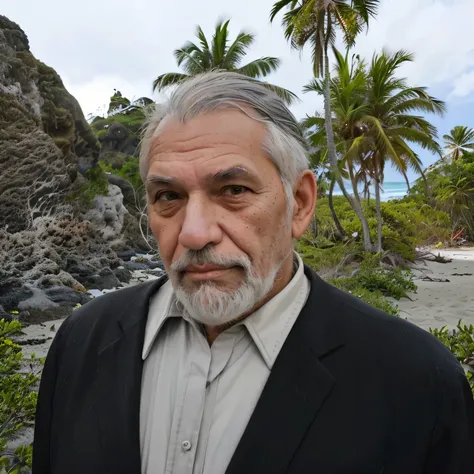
347,164,374,252
323,35,338,182
321,32,372,251
374,178,383,253
310,215,318,238
329,175,346,239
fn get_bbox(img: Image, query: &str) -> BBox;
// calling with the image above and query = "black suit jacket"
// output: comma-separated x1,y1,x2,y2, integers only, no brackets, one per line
33,266,474,473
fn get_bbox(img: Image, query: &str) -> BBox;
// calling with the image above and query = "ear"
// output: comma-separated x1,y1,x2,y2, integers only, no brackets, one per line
291,170,317,239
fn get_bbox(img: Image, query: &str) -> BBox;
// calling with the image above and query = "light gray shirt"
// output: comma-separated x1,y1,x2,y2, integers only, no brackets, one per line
140,253,310,474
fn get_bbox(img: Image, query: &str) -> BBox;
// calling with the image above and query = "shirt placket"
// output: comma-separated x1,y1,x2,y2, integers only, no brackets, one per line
168,331,210,474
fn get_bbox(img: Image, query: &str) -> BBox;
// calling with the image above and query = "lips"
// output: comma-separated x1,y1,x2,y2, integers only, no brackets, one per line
183,263,234,281
185,263,226,273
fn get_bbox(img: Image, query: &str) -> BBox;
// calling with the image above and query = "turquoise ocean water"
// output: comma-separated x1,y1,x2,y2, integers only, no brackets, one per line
333,181,408,202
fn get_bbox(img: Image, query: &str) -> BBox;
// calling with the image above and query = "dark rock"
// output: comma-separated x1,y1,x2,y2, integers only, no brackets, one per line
114,267,132,283
19,306,71,324
124,261,148,271
117,249,136,261
0,283,33,310
43,286,91,306
0,304,13,321
67,261,97,279
146,260,164,270
99,123,139,157
97,267,120,289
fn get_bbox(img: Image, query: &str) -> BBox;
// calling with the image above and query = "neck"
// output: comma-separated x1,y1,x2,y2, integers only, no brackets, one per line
205,252,296,344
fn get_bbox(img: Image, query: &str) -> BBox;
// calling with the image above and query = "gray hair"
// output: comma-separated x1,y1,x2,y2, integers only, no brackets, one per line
139,71,309,213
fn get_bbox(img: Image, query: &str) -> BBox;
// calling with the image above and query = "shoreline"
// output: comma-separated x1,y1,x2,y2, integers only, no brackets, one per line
396,247,474,331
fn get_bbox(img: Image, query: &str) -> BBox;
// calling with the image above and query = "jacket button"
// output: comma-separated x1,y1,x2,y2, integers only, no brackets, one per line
182,440,192,451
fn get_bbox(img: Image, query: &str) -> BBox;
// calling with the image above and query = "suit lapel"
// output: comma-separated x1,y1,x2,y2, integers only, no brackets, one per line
94,276,167,474
226,267,344,474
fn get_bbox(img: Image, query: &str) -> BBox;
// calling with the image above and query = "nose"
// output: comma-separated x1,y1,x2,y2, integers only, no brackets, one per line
178,195,222,251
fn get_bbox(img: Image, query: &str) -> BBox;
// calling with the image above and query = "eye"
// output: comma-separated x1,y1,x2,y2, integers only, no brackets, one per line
222,185,249,196
155,191,181,202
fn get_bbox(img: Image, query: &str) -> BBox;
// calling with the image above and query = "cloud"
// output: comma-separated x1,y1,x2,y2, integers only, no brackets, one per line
3,0,474,181
449,70,474,99
351,0,474,92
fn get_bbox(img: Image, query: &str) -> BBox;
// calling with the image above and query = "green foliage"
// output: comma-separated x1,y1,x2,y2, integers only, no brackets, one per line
326,257,416,316
100,156,142,191
328,278,400,316
153,18,297,105
68,166,109,205
429,322,474,396
411,153,474,240
313,195,450,258
0,320,39,472
107,90,131,115
91,108,145,137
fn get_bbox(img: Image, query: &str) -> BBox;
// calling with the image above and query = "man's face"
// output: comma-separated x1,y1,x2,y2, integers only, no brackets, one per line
145,108,295,325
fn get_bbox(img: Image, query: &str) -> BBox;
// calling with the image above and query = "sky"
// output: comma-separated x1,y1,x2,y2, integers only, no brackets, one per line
2,0,474,182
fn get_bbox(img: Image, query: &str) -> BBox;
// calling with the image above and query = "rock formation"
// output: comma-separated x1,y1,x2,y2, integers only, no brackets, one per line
0,16,151,322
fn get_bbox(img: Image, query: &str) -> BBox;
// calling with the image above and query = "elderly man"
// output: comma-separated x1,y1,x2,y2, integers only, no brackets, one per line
33,72,473,474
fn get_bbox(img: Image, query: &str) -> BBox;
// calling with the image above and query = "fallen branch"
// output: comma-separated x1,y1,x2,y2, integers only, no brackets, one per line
421,275,450,283
416,251,453,264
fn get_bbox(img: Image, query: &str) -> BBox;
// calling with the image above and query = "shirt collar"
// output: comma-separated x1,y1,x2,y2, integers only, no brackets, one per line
241,252,309,369
142,252,309,365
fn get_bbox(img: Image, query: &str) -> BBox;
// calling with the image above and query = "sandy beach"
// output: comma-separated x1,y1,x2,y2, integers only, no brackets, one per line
396,248,474,331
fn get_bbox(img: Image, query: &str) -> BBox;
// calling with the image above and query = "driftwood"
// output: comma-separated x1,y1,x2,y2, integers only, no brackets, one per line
421,275,450,283
415,251,453,264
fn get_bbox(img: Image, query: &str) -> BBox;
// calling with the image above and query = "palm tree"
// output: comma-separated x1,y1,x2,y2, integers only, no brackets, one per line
303,49,374,250
303,49,444,252
270,0,380,232
363,50,445,251
443,126,474,162
153,19,298,105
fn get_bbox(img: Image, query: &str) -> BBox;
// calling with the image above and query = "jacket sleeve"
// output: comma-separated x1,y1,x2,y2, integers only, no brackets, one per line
32,315,77,474
424,358,474,474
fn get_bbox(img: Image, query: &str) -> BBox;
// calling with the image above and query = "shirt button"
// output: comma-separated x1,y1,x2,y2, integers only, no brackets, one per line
182,440,192,451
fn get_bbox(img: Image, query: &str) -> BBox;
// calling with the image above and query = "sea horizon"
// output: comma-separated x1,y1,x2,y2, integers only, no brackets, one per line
333,181,409,202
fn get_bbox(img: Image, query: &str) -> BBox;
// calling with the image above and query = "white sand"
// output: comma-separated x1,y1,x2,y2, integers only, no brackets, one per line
397,248,474,331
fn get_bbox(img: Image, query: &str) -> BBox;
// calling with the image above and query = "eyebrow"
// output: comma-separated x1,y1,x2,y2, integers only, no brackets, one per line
205,166,258,184
145,175,175,189
145,166,260,190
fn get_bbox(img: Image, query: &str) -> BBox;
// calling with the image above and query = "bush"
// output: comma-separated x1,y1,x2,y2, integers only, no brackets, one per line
100,156,142,191
68,166,109,206
0,319,40,472
429,322,474,396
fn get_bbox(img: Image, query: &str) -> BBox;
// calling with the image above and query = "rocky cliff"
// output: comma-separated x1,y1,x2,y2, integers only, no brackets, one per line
0,16,154,323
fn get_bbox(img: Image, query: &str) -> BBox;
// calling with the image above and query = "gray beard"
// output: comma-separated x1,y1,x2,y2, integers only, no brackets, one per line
174,262,280,327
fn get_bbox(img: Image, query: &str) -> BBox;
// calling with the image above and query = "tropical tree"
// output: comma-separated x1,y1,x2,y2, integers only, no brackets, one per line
270,0,380,235
303,49,444,252
363,50,445,251
443,126,474,162
153,18,298,105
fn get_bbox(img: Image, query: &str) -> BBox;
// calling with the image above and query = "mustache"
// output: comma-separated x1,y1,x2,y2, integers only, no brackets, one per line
170,247,251,273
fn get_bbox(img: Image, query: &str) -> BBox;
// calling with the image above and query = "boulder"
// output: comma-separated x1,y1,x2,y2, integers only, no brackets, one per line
43,286,91,306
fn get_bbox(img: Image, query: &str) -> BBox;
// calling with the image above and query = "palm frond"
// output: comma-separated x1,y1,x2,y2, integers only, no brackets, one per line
269,0,296,22
237,57,281,78
259,82,300,105
223,30,255,69
152,72,189,92
302,78,324,95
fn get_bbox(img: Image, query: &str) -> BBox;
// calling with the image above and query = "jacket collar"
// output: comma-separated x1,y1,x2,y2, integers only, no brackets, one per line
95,266,345,474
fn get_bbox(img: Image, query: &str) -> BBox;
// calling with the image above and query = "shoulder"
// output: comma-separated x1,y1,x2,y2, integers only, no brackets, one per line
52,276,166,350
308,269,463,379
